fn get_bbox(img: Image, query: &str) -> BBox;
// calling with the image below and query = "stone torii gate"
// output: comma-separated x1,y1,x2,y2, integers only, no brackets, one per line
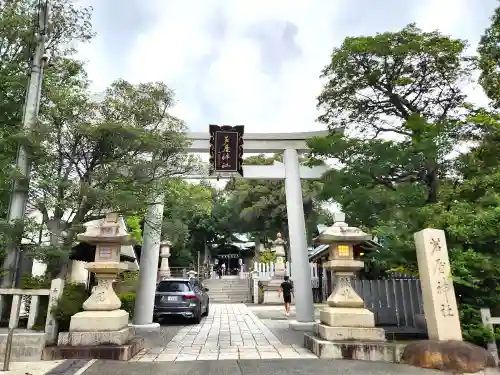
132,130,331,331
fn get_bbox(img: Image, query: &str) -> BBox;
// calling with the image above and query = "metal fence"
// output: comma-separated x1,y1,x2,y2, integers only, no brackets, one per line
352,278,424,328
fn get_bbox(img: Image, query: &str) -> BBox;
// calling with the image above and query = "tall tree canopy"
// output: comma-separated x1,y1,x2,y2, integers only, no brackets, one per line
0,0,94,218
21,77,196,276
309,23,472,244
0,1,200,278
161,179,213,267
478,4,500,108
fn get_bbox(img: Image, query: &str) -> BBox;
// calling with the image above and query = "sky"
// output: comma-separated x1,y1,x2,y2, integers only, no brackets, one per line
75,0,498,136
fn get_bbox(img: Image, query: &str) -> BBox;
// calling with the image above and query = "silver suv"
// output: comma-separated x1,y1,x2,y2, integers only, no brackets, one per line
153,278,210,324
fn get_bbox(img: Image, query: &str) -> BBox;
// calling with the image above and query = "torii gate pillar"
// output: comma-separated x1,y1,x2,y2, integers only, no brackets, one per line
283,149,315,323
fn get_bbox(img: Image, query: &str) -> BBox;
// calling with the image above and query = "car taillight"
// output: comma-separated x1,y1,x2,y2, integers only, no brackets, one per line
183,295,197,300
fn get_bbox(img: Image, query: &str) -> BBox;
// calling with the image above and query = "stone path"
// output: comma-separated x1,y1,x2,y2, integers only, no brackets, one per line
130,303,318,362
83,358,447,375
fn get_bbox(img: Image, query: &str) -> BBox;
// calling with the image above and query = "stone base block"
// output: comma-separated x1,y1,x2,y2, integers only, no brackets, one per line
320,307,375,327
289,320,316,332
0,332,45,361
263,291,283,304
58,327,134,346
262,278,293,304
69,309,129,332
304,332,405,362
44,337,144,361
317,324,386,341
128,322,160,334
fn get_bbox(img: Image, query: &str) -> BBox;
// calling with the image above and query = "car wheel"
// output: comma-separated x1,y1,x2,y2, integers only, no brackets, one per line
204,300,210,316
193,307,202,324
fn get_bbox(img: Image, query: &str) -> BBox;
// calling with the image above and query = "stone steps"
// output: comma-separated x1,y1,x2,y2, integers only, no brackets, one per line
204,279,251,303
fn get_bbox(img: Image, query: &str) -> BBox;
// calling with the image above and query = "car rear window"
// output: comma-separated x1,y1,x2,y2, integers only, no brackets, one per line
156,281,191,293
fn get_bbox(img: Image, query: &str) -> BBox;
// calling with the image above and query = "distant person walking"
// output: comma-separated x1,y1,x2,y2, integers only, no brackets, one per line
221,262,226,276
278,276,294,316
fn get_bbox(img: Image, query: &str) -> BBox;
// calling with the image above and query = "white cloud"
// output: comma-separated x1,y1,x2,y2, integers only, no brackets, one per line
415,0,467,33
415,0,491,107
77,0,495,136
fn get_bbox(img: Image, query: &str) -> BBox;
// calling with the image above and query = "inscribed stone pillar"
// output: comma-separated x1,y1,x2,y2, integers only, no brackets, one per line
45,278,65,344
414,228,462,341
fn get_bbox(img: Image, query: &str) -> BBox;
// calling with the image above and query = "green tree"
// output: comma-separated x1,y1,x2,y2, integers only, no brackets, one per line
308,23,500,344
180,187,242,265
308,23,471,248
5,77,197,277
161,179,213,267
0,0,93,218
478,3,500,108
226,154,327,246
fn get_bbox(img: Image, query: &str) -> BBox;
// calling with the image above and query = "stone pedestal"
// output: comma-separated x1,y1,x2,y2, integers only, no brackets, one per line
56,213,143,360
263,280,287,304
69,310,129,333
317,271,385,341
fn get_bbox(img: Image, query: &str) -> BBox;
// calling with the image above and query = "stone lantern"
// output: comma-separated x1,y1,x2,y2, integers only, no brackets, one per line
158,241,171,279
315,212,385,342
262,233,287,304
58,213,142,358
272,233,286,278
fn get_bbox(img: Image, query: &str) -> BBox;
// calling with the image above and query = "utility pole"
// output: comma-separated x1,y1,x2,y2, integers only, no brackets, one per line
2,2,50,288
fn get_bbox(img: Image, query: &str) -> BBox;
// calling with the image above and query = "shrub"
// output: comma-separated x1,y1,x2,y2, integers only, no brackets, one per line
20,276,51,320
115,271,139,294
118,292,136,318
20,275,51,289
259,251,277,264
51,283,89,332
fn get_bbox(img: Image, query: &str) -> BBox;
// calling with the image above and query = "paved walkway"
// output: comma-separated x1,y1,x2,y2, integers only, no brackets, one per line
0,360,65,375
82,358,447,375
130,303,318,362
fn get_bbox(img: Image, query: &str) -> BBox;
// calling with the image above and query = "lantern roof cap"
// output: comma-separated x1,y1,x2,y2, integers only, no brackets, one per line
77,213,133,245
317,212,371,243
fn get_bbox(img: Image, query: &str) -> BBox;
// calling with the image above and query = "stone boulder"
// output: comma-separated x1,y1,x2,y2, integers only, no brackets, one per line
402,340,497,373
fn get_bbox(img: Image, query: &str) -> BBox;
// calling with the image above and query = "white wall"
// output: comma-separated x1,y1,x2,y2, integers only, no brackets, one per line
31,260,47,277
69,260,89,284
